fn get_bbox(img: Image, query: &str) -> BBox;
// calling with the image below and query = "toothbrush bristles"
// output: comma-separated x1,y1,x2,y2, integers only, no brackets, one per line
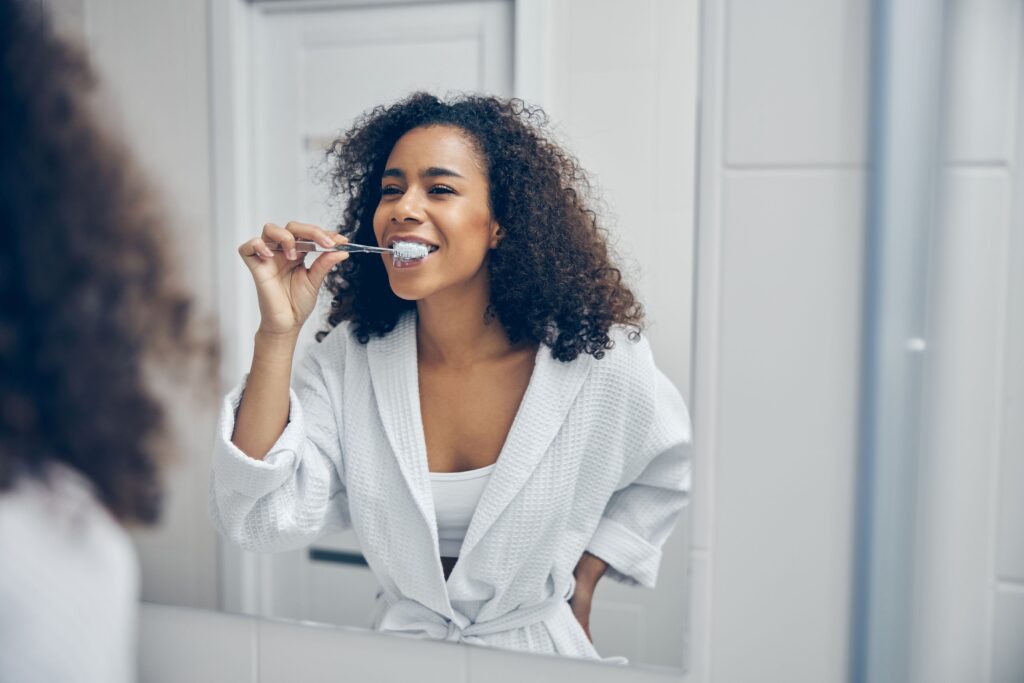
392,241,430,261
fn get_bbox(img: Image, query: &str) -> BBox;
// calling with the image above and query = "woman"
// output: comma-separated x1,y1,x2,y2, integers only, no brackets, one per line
209,92,690,663
0,1,215,681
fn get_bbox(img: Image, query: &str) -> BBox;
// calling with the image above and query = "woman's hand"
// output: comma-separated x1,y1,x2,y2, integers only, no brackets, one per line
569,551,608,642
238,221,350,338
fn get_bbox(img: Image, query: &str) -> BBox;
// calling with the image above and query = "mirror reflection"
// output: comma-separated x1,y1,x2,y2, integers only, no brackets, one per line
215,93,690,666
1,0,699,675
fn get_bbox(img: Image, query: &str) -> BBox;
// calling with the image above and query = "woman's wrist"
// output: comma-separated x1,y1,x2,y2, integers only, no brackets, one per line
574,551,608,585
253,328,299,362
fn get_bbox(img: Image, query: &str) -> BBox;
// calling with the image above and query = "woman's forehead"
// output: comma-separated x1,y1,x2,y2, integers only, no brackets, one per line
385,125,485,176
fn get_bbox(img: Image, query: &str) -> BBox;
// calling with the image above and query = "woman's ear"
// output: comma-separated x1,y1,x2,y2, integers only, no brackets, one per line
489,222,503,249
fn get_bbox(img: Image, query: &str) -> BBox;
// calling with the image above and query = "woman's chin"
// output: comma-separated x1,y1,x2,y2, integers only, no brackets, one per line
386,278,430,301
392,290,424,302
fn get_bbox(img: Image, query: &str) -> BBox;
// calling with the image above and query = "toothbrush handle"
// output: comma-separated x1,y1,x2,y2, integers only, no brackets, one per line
266,240,393,254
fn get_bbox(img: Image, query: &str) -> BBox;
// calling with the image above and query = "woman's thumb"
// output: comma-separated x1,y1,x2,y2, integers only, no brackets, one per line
307,251,349,291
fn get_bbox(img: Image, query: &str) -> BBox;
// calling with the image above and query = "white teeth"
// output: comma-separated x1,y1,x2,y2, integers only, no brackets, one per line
387,237,436,253
391,240,430,261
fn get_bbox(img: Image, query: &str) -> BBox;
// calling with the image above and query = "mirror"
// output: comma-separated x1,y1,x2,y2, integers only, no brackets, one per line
41,0,699,672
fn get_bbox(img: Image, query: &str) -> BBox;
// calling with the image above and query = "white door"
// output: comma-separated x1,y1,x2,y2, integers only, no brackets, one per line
245,0,514,629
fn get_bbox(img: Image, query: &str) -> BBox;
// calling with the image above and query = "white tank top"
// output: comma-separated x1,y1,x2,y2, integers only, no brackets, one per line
428,462,496,558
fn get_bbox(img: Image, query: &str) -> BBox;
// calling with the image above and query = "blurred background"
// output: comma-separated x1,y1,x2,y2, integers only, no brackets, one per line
29,0,1024,681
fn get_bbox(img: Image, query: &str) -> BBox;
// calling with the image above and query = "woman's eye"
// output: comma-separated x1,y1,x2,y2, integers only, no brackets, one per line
429,185,455,195
381,186,401,196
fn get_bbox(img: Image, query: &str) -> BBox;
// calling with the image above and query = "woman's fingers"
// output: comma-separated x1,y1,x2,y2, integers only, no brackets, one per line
257,221,341,260
307,248,350,292
261,223,298,260
238,236,274,260
238,237,278,277
279,221,338,255
241,221,348,285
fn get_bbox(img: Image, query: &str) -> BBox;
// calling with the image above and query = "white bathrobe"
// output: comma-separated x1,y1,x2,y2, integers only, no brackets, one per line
209,312,691,664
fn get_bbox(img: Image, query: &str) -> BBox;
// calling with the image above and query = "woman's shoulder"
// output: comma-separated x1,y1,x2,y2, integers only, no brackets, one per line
0,461,138,580
584,327,691,448
0,462,139,678
579,326,660,404
589,325,655,377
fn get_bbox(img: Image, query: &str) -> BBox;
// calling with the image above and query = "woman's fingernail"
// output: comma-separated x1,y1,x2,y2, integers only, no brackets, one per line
287,248,297,260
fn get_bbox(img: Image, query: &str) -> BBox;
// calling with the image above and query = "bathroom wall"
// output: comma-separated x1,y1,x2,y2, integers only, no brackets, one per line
693,0,868,680
537,0,698,402
910,1,1024,682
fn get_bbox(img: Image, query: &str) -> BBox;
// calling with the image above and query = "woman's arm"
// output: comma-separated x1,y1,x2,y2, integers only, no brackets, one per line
231,330,299,460
569,551,609,641
231,221,348,460
583,366,692,588
209,339,352,552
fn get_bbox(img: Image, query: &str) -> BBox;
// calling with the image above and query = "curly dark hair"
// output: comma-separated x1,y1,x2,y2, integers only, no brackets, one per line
0,0,217,525
319,91,643,361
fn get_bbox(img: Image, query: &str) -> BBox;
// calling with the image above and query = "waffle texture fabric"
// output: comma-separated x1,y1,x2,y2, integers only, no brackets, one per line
209,312,691,663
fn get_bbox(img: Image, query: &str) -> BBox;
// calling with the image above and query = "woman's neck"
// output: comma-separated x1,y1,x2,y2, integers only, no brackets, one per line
415,281,512,367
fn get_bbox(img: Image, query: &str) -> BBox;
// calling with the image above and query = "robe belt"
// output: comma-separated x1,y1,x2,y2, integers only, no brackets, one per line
377,579,575,645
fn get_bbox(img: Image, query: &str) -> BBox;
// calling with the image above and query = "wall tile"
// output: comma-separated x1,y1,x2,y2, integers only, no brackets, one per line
996,108,1024,580
911,171,1011,683
724,0,870,166
997,398,1024,581
992,589,1024,683
682,552,709,682
711,171,864,681
944,0,1020,165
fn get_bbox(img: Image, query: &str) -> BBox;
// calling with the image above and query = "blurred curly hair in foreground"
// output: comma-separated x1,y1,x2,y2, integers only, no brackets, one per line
0,0,218,525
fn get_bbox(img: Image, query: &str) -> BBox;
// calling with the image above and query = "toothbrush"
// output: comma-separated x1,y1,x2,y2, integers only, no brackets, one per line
266,240,430,261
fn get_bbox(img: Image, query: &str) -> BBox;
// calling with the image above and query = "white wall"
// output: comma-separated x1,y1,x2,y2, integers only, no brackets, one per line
537,0,698,402
692,0,868,680
910,2,1024,682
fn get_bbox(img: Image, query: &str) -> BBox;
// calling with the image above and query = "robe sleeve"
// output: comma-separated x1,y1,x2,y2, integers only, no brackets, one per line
585,367,692,588
207,346,351,553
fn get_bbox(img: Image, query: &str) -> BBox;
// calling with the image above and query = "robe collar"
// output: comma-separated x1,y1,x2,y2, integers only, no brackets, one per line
366,312,593,601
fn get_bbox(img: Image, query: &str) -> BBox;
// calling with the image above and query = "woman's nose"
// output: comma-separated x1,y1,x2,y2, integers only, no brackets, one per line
391,189,425,224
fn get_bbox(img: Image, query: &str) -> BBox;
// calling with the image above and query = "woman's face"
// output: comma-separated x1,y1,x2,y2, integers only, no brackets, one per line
373,125,500,302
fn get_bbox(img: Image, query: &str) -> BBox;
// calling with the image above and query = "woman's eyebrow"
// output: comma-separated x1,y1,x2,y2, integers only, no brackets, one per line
381,167,465,180
422,166,464,179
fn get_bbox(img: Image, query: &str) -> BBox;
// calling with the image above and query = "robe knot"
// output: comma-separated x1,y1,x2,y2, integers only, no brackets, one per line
377,581,574,646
